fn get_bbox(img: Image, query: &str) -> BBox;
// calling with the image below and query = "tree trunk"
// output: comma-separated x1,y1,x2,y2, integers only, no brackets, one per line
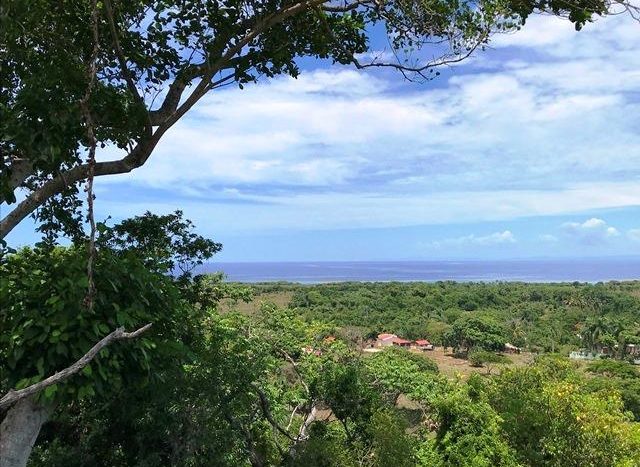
0,397,50,467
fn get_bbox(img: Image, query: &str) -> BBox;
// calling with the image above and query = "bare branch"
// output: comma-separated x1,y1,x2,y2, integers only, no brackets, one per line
0,323,152,411
297,405,317,440
351,38,485,80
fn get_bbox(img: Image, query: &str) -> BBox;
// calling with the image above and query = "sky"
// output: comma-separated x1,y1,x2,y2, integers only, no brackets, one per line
5,9,640,262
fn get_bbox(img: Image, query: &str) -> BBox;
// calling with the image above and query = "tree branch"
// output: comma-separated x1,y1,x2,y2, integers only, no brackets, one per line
252,384,297,442
103,0,144,107
0,323,152,411
1,1,331,240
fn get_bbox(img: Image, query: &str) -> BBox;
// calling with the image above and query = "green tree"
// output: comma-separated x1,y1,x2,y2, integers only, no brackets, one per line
468,350,511,375
1,1,635,464
488,357,640,466
428,388,521,467
0,246,185,465
444,314,507,354
1,0,614,240
0,212,221,466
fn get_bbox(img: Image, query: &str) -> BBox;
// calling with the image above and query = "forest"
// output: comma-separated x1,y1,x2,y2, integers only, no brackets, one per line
2,212,640,466
282,280,640,354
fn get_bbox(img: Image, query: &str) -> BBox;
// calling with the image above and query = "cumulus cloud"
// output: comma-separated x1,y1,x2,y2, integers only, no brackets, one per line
427,230,516,249
629,229,640,242
94,10,640,236
562,218,620,244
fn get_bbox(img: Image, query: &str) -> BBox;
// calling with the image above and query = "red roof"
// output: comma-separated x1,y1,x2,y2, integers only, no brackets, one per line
415,340,431,346
391,337,412,344
378,333,397,340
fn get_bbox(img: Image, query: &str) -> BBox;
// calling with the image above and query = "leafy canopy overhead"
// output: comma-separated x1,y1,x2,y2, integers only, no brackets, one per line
0,0,615,240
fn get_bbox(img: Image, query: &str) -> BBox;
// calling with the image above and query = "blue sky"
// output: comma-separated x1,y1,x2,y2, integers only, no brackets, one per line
6,11,640,261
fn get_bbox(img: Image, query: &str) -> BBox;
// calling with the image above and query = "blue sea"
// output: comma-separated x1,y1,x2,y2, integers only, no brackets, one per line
199,259,640,283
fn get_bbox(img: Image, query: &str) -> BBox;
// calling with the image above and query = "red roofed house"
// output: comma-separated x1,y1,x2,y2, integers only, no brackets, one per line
414,339,434,351
377,333,397,347
391,337,412,347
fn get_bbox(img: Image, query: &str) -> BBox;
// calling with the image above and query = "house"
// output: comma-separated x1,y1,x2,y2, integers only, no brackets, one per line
504,343,521,354
377,333,397,347
391,337,412,347
414,339,434,351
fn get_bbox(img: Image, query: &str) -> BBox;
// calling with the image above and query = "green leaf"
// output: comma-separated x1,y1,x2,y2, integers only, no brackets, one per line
44,385,57,399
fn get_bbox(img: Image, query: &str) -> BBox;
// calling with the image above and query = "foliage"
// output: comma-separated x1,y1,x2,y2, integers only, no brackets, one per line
284,281,640,354
444,314,507,354
363,347,443,404
585,360,640,421
0,246,184,406
587,359,639,379
488,358,640,466
468,350,511,373
4,217,640,467
97,210,222,279
369,409,416,467
430,387,521,467
1,0,615,242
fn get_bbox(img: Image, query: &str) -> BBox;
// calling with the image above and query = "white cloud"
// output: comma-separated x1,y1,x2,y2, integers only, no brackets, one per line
93,9,640,234
427,230,516,249
539,234,558,243
94,180,640,233
562,217,620,243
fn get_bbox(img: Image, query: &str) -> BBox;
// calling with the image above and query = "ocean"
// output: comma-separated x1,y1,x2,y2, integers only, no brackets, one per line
199,258,640,283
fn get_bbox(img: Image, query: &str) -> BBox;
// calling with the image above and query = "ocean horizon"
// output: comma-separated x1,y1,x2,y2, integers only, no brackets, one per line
199,258,640,284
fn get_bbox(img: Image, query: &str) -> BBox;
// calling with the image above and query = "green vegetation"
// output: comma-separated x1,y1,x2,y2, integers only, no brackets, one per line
284,281,640,356
1,1,637,465
468,350,511,374
2,213,640,466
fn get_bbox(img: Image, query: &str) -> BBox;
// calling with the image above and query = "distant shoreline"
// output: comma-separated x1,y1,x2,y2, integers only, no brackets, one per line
198,258,640,284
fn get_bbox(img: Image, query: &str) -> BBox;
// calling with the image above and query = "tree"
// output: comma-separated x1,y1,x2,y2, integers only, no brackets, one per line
0,212,221,466
488,357,640,466
468,350,511,375
443,315,506,354
0,246,185,466
2,0,637,464
427,388,521,467
97,210,222,280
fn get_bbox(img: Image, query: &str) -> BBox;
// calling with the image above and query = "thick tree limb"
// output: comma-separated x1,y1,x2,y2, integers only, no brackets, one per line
0,136,159,240
297,406,317,440
1,0,330,240
0,323,152,411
